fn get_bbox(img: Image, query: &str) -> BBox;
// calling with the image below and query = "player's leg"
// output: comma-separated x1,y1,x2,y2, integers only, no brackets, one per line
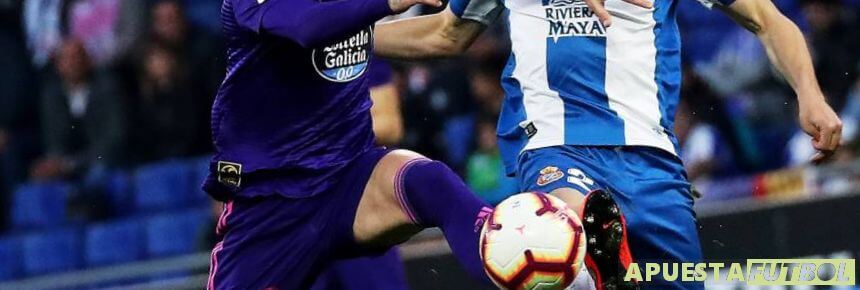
207,196,339,290
546,189,638,290
310,248,408,290
311,248,409,290
353,149,494,283
516,151,592,211
609,148,703,290
517,146,638,290
550,187,587,211
207,148,397,290
543,146,702,290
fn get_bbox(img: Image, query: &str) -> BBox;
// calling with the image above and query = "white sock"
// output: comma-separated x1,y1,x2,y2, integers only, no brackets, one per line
566,267,596,290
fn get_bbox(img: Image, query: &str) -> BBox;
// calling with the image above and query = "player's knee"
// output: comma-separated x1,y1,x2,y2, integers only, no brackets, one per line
386,150,426,163
367,151,426,203
355,156,463,246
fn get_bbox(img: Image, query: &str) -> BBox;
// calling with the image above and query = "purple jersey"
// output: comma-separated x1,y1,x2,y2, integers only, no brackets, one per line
367,58,393,88
206,0,392,199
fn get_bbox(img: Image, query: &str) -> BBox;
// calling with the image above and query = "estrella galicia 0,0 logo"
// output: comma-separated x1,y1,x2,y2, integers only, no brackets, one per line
312,27,372,82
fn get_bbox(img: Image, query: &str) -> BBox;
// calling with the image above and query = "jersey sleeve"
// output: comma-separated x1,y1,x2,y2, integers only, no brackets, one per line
231,0,266,33
231,0,392,48
694,0,736,9
448,0,504,25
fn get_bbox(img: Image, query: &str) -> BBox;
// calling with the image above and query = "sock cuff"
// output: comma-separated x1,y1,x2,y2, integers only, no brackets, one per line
394,158,433,225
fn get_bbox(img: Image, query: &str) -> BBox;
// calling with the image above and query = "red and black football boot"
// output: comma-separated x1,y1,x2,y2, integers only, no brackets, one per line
581,189,638,290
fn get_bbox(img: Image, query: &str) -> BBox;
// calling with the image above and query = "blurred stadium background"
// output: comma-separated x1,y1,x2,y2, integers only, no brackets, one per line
0,0,858,289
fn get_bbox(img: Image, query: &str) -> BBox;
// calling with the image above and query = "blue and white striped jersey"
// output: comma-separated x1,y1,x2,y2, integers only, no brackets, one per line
451,0,735,175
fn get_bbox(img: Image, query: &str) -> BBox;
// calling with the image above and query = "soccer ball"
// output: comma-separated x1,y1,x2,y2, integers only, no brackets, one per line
479,192,587,290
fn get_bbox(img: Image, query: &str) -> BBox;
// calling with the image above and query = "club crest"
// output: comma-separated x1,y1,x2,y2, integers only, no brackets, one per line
217,161,243,188
536,166,565,186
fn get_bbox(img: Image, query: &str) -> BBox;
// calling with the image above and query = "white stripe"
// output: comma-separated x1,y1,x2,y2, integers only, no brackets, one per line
604,2,676,154
207,242,224,290
506,5,566,151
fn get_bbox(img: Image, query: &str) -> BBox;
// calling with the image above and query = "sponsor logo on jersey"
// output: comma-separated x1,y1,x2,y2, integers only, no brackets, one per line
217,161,243,188
312,27,372,82
537,166,565,186
544,0,606,41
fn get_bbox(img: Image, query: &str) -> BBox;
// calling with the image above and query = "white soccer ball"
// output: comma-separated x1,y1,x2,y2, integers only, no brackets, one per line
480,192,587,290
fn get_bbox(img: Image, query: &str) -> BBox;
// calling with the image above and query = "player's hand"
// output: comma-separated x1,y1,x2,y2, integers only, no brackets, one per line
584,0,653,27
798,97,842,164
388,0,442,14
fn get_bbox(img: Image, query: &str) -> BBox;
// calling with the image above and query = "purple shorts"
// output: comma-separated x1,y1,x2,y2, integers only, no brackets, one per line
310,247,408,290
207,147,392,290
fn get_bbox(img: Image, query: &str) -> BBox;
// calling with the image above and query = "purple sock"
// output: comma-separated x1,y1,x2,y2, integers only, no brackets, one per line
395,159,494,284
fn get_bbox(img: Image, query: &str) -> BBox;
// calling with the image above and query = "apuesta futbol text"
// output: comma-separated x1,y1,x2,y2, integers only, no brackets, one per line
623,259,856,285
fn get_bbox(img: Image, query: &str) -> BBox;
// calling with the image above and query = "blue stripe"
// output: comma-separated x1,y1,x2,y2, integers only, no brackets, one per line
498,54,527,176
498,10,528,176
546,35,625,145
653,0,682,153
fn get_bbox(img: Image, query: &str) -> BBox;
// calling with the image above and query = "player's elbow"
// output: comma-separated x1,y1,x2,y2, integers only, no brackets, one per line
734,9,766,35
752,13,803,50
739,3,788,36
373,117,404,145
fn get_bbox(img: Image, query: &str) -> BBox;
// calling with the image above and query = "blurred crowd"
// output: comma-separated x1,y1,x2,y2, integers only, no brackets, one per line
0,0,223,230
0,0,859,230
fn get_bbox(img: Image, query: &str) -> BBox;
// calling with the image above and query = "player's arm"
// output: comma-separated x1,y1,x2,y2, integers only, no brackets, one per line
717,0,843,162
232,0,440,48
370,83,404,145
374,4,502,59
